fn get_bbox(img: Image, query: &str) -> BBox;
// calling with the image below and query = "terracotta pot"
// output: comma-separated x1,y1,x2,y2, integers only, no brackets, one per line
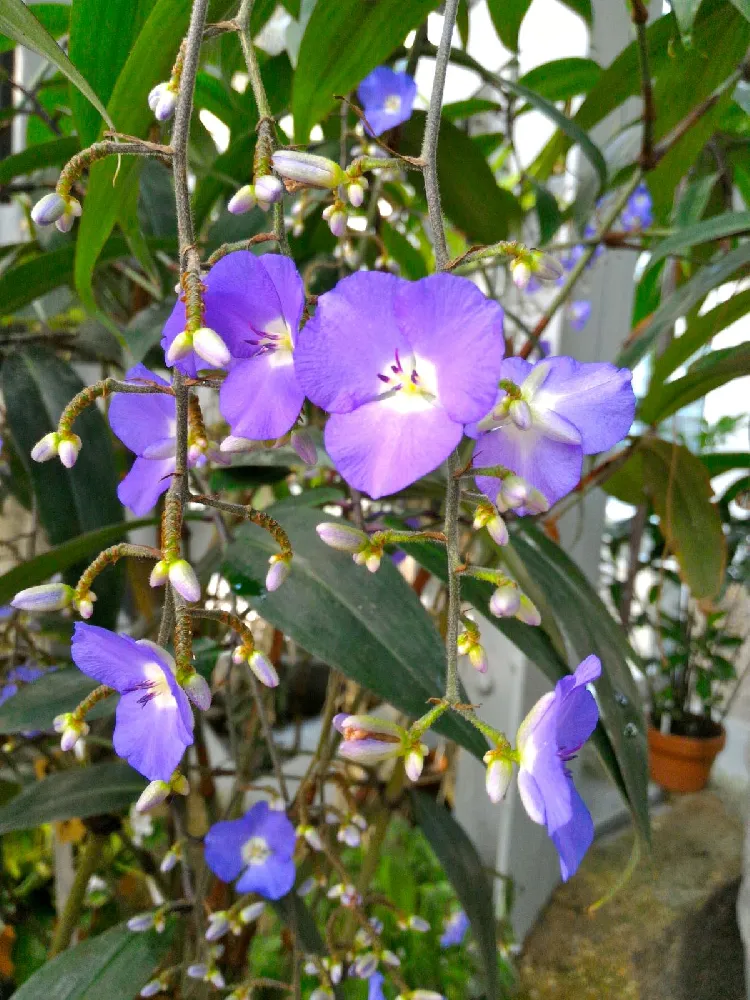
648,723,726,793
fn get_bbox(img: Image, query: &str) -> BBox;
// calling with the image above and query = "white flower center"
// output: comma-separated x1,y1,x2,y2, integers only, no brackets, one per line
242,835,271,866
248,316,294,367
141,662,176,711
384,94,402,114
376,349,438,414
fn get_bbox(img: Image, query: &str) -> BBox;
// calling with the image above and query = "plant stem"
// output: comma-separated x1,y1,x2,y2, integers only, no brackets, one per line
50,834,106,956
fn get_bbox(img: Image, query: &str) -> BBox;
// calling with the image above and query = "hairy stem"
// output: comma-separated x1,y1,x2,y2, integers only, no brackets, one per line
49,834,106,956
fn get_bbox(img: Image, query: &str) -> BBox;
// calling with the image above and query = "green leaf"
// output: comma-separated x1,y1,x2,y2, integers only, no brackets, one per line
729,0,750,21
0,0,113,131
672,0,703,40
518,57,601,103
0,517,156,608
441,97,503,121
487,0,533,52
607,440,726,600
617,241,750,370
413,791,498,999
0,669,113,734
645,212,750,274
510,524,650,845
292,0,438,142
0,3,69,52
68,0,156,147
222,507,486,759
2,348,124,629
556,0,593,22
531,178,562,243
700,451,750,476
12,922,171,1000
0,762,145,834
401,112,522,244
380,221,429,279
0,136,79,186
673,172,719,228
640,342,750,424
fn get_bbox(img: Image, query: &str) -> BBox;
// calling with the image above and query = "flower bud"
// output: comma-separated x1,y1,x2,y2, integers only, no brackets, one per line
297,823,323,851
128,912,156,932
168,558,201,602
316,522,369,553
135,779,170,814
272,150,345,189
11,582,74,612
500,475,528,509
228,184,256,215
193,326,230,367
154,86,177,122
404,744,426,783
254,173,284,209
469,643,488,673
219,434,258,453
205,911,230,941
310,990,334,1000
30,432,59,463
165,331,193,365
75,591,96,619
530,250,563,281
347,180,366,207
290,428,317,465
149,560,169,588
483,751,513,803
55,197,82,233
54,712,89,752
249,650,280,688
171,772,190,796
334,713,406,765
365,551,381,573
31,192,66,226
327,209,347,238
239,901,265,924
408,915,430,932
140,976,169,997
353,953,378,978
186,964,208,981
148,82,167,112
266,555,290,592
338,822,361,848
489,584,521,619
510,258,531,290
486,513,509,547
516,594,541,627
57,433,82,469
525,487,550,514
509,399,532,430
183,671,212,710
160,842,182,873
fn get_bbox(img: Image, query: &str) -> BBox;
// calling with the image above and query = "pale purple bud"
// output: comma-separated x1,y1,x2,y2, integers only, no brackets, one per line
57,434,82,468
328,209,347,238
170,772,190,796
489,585,521,619
404,745,426,783
483,752,513,803
135,779,170,813
54,713,88,751
249,650,280,688
208,969,225,989
168,559,201,602
220,435,258,453
486,515,509,547
382,950,401,967
12,582,74,612
297,876,316,897
149,560,169,588
525,488,550,514
31,191,66,226
160,844,181,873
187,964,208,981
31,432,59,463
310,990,335,1000
290,428,317,465
329,960,343,984
272,150,344,188
239,901,265,924
316,522,368,553
409,916,430,932
516,595,542,627
353,953,378,978
469,644,488,673
193,326,230,367
227,184,256,215
254,174,284,208
408,991,445,999
155,87,177,122
338,823,361,848
128,913,155,932
165,331,193,365
55,198,82,233
298,824,323,851
183,672,211,710
510,259,531,290
365,552,381,573
500,475,529,509
509,399,532,430
77,597,94,619
531,250,563,281
148,82,167,112
347,180,366,207
143,437,176,460
205,912,230,941
140,978,166,997
265,557,290,592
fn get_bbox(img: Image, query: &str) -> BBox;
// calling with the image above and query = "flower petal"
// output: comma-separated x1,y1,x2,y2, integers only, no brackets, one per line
393,273,504,423
254,806,297,861
72,622,162,693
325,401,461,498
204,816,256,883
473,425,582,512
295,271,406,414
220,355,304,440
108,365,175,456
550,774,594,881
533,357,635,455
235,856,296,899
113,685,192,782
117,457,176,516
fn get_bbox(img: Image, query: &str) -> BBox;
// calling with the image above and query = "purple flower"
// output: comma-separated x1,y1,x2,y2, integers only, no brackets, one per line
0,663,45,707
568,300,591,332
295,272,504,498
517,655,601,880
470,355,635,512
204,801,296,900
368,972,386,1000
620,182,652,231
357,66,417,136
440,910,469,948
71,623,194,781
161,253,306,442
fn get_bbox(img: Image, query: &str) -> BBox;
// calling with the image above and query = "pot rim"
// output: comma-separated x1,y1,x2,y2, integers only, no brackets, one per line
647,723,726,760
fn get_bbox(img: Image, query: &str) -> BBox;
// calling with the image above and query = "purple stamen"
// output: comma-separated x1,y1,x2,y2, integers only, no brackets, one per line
377,374,391,383
393,348,403,373
411,370,419,384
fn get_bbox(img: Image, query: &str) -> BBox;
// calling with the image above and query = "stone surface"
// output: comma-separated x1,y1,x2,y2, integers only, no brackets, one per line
517,790,744,1000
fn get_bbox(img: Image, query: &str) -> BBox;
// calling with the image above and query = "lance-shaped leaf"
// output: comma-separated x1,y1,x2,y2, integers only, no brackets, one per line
640,342,750,425
0,135,79,186
644,212,750,275
0,668,112,735
222,507,487,759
